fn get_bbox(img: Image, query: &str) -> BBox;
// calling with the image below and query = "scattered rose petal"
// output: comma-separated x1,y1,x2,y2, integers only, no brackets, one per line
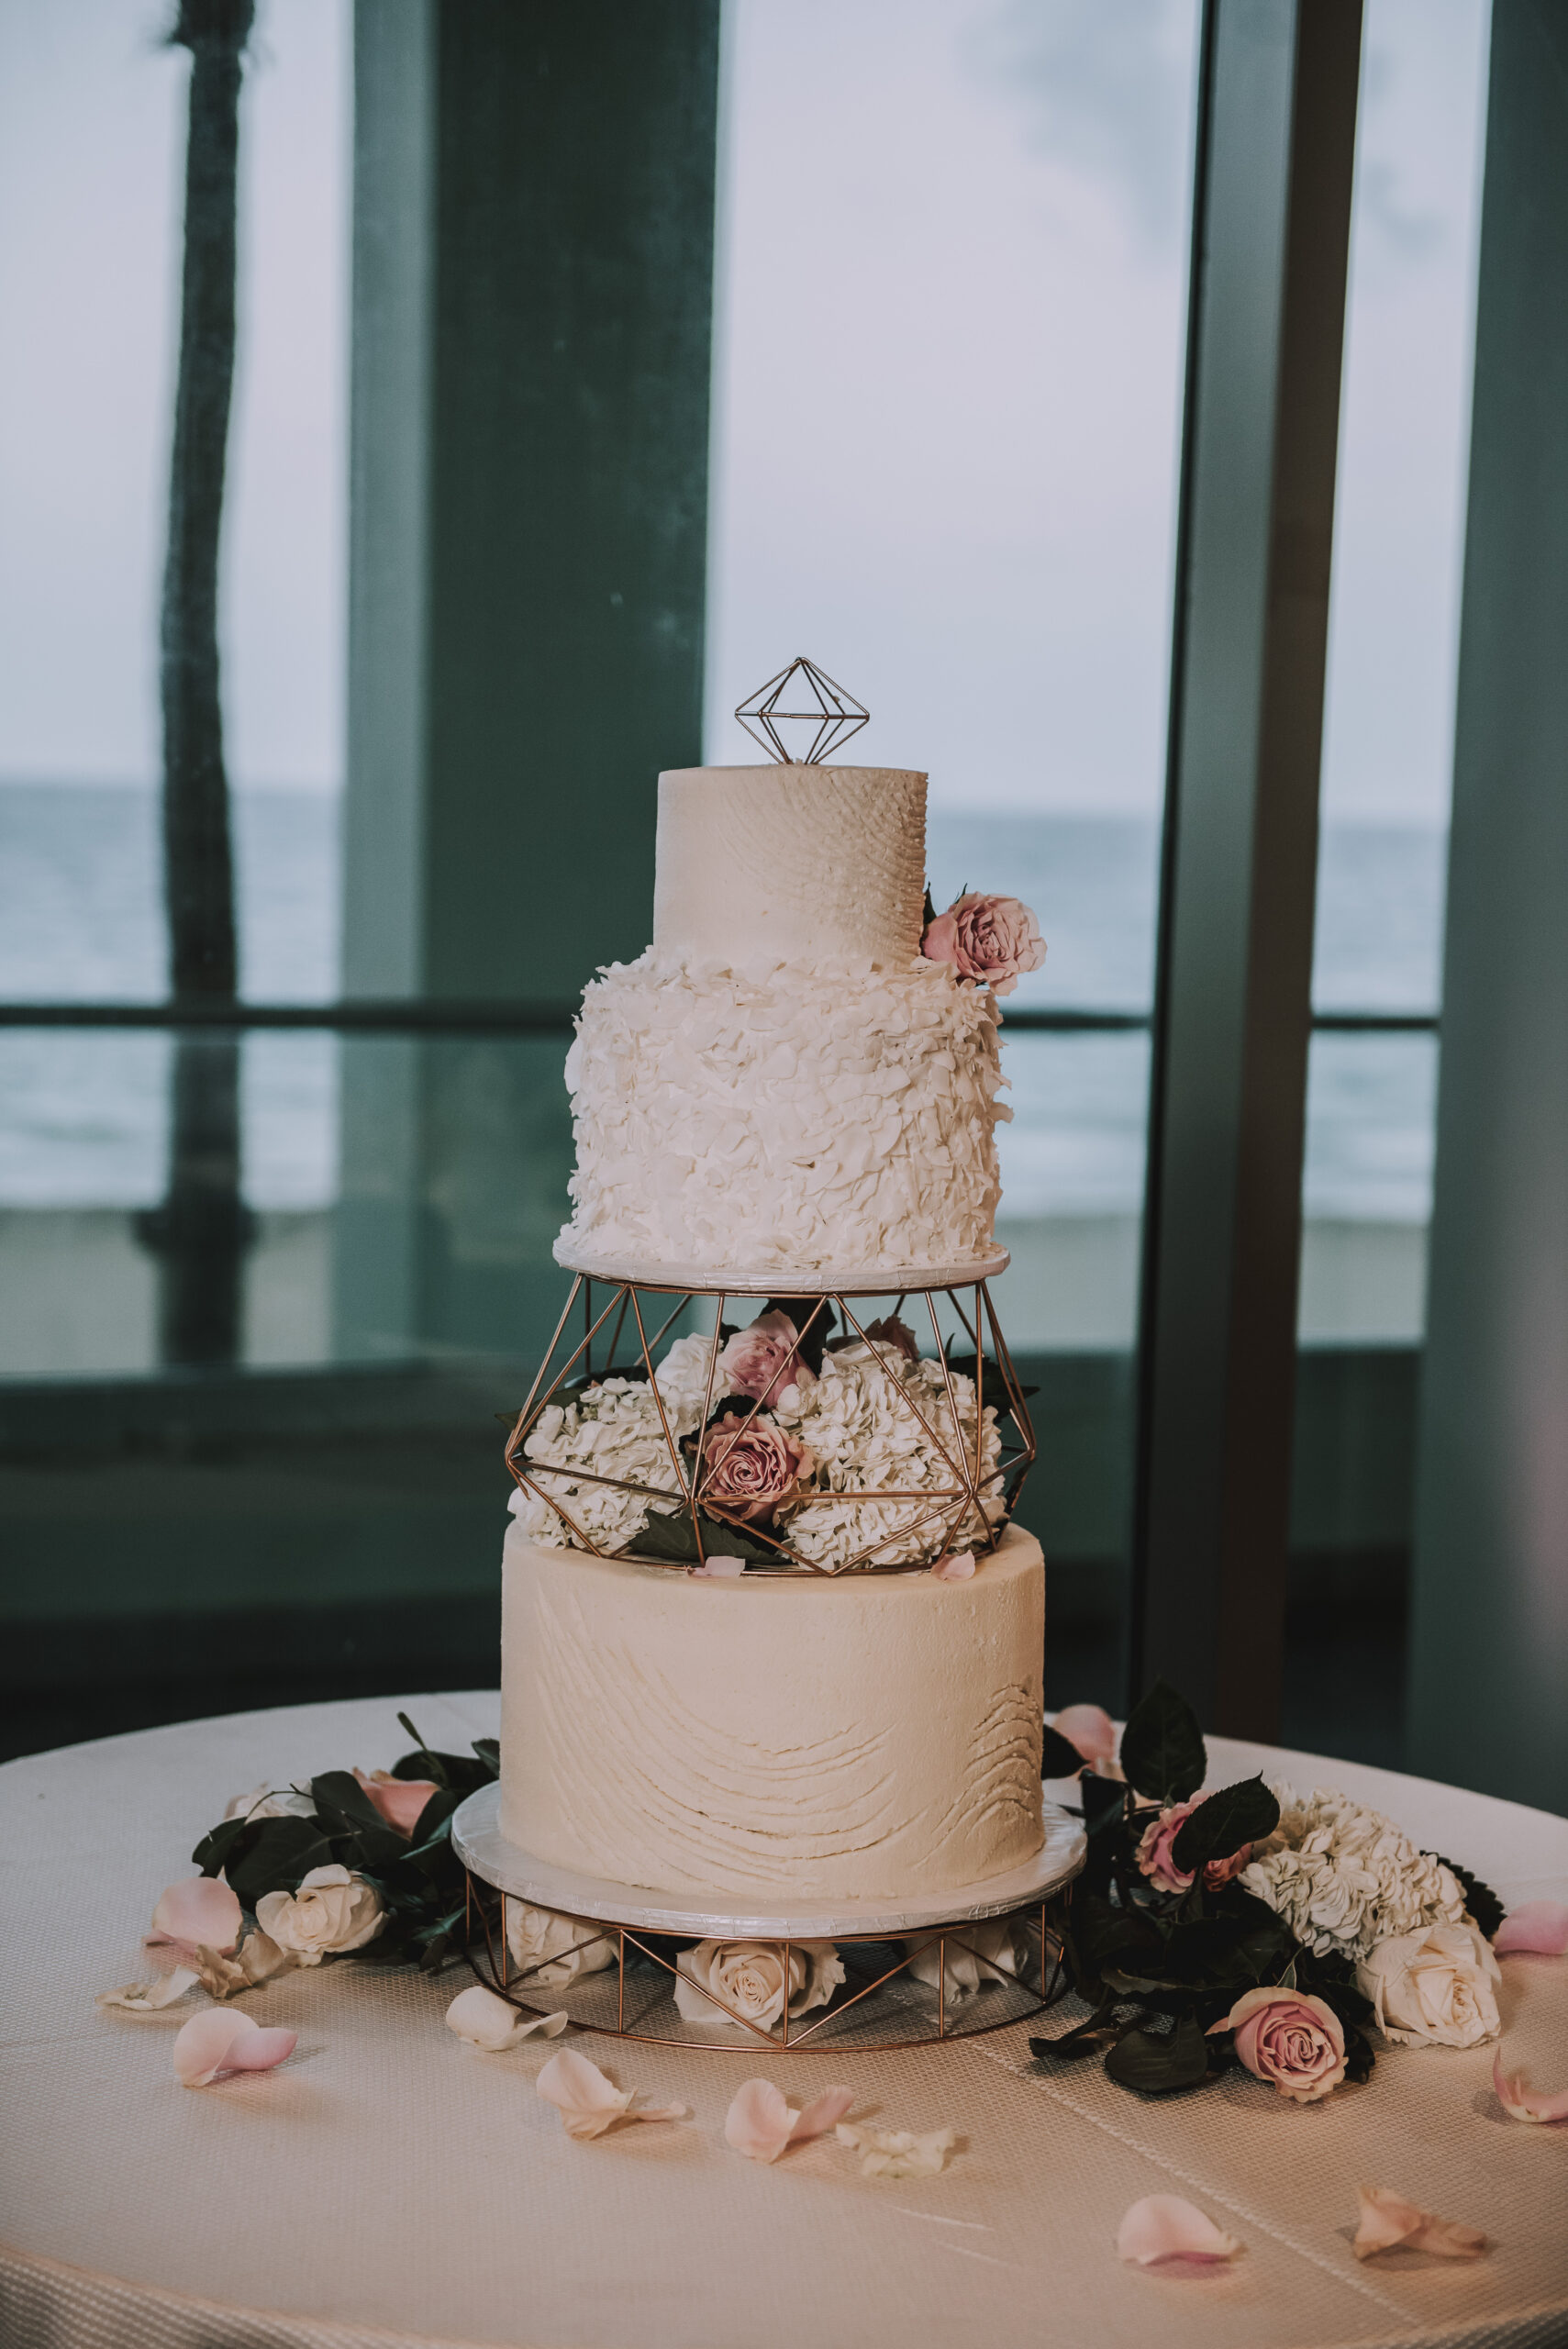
693,1555,746,1578
97,1966,201,2016
1353,2186,1487,2260
147,1876,243,1959
930,1551,976,1581
1493,2047,1568,2123
535,2048,685,2141
725,2078,854,2163
1051,1703,1118,1770
835,2121,955,2179
445,1985,569,2052
1495,1901,1568,1956
354,1768,441,1835
172,2007,298,2088
1118,2195,1243,2266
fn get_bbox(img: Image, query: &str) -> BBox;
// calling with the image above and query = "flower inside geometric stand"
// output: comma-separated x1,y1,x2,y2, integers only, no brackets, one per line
505,1275,1036,1575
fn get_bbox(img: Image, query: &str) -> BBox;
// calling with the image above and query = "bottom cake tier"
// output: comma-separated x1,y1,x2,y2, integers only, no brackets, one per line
499,1523,1046,1903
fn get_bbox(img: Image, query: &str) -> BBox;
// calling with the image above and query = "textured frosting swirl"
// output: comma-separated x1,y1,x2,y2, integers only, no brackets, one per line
557,952,1007,1275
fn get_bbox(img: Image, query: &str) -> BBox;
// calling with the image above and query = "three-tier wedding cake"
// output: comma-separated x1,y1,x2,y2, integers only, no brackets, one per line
499,729,1050,1904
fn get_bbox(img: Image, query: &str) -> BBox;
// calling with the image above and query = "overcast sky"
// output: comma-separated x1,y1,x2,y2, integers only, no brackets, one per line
0,0,1487,819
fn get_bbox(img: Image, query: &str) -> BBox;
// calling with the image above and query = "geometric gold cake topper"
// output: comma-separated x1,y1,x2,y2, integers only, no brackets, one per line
735,655,869,765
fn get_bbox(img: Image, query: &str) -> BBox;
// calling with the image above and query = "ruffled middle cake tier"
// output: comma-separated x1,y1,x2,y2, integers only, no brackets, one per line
556,952,1007,1279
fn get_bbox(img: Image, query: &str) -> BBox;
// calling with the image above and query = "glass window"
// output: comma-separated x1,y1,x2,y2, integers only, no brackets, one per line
1286,0,1490,1764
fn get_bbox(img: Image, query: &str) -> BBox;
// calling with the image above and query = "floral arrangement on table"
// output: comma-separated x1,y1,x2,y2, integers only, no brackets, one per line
509,1301,1018,1573
1031,1680,1568,2108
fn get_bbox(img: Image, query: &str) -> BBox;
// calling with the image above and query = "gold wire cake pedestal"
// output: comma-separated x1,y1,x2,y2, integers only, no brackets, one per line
450,1783,1086,2054
509,1251,1036,1576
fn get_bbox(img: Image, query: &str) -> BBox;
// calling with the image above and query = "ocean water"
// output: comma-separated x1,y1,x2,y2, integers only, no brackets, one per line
0,783,1444,1219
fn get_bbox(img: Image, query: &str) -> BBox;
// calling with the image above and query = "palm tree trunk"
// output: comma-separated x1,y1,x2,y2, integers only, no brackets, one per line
140,0,256,1364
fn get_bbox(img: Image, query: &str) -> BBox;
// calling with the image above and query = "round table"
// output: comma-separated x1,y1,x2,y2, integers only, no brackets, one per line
3,1693,1565,2349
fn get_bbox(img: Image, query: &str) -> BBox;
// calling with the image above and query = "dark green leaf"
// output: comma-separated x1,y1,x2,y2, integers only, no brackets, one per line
308,1768,389,1832
1119,1679,1206,1805
191,1814,252,1876
1029,1998,1121,2062
923,883,938,930
395,1715,450,1789
1081,1773,1127,1838
1040,1724,1088,1780
1170,1776,1279,1875
221,1815,335,1907
1425,1853,1507,1941
1340,2024,1376,2085
624,1508,776,1565
940,1354,1039,1403
1105,2010,1212,2096
471,1737,501,1780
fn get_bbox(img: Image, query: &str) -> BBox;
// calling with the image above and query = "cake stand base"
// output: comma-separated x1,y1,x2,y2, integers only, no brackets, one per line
451,1783,1085,2053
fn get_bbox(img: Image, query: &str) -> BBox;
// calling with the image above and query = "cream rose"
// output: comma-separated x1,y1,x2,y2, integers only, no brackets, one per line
254,1865,384,1964
1357,1920,1501,2048
505,1901,617,1987
673,1939,843,2032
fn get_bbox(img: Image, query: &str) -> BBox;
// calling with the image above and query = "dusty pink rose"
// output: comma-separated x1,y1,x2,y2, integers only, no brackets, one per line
1135,1801,1252,1893
921,892,1046,996
717,1311,816,1406
862,1313,921,1364
354,1768,440,1836
1210,1986,1347,2104
1052,1702,1118,1771
701,1413,813,1524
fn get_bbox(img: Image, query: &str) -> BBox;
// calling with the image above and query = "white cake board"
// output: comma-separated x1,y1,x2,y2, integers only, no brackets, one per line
552,1238,1011,1297
450,1780,1084,1940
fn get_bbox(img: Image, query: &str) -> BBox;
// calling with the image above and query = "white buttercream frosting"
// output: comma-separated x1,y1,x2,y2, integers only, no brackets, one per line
557,951,1006,1275
652,764,927,972
500,1524,1046,1899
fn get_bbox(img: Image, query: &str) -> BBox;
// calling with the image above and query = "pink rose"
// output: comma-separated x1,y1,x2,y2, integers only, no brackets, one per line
354,1768,441,1836
701,1413,813,1524
1135,1801,1253,1893
1052,1702,1118,1771
717,1311,816,1406
1210,1986,1347,2104
921,893,1046,996
862,1313,921,1364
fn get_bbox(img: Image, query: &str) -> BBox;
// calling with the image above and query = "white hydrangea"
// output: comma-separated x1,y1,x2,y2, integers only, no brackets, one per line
774,1341,1004,1570
1240,1784,1467,1962
511,1330,1009,1571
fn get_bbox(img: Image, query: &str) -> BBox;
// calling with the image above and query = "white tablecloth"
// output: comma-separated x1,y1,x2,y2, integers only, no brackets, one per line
3,1693,1566,2349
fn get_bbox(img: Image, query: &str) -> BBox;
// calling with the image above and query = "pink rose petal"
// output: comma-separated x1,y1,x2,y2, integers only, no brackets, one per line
536,2048,684,2142
172,2007,298,2088
725,2078,854,2164
931,1551,976,1581
148,1876,243,1958
1495,1900,1568,1956
1493,2046,1568,2123
1353,2186,1487,2261
1052,1703,1118,1769
353,1769,440,1835
1117,2195,1243,2266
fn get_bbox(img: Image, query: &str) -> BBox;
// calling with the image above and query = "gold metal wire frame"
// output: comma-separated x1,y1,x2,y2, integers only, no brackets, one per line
503,1274,1036,1575
462,1872,1072,2052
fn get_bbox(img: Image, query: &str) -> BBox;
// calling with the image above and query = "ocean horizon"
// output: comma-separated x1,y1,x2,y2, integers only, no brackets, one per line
0,780,1443,1222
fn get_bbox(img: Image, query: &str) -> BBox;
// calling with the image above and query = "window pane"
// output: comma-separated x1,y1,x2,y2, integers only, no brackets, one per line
1287,0,1489,1766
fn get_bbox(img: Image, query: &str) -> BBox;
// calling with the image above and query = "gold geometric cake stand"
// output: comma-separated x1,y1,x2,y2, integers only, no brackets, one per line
450,1784,1085,2054
509,1247,1037,1577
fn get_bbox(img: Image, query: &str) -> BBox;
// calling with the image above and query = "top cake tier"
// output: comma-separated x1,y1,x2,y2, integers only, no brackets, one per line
554,763,1009,1286
652,764,928,973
